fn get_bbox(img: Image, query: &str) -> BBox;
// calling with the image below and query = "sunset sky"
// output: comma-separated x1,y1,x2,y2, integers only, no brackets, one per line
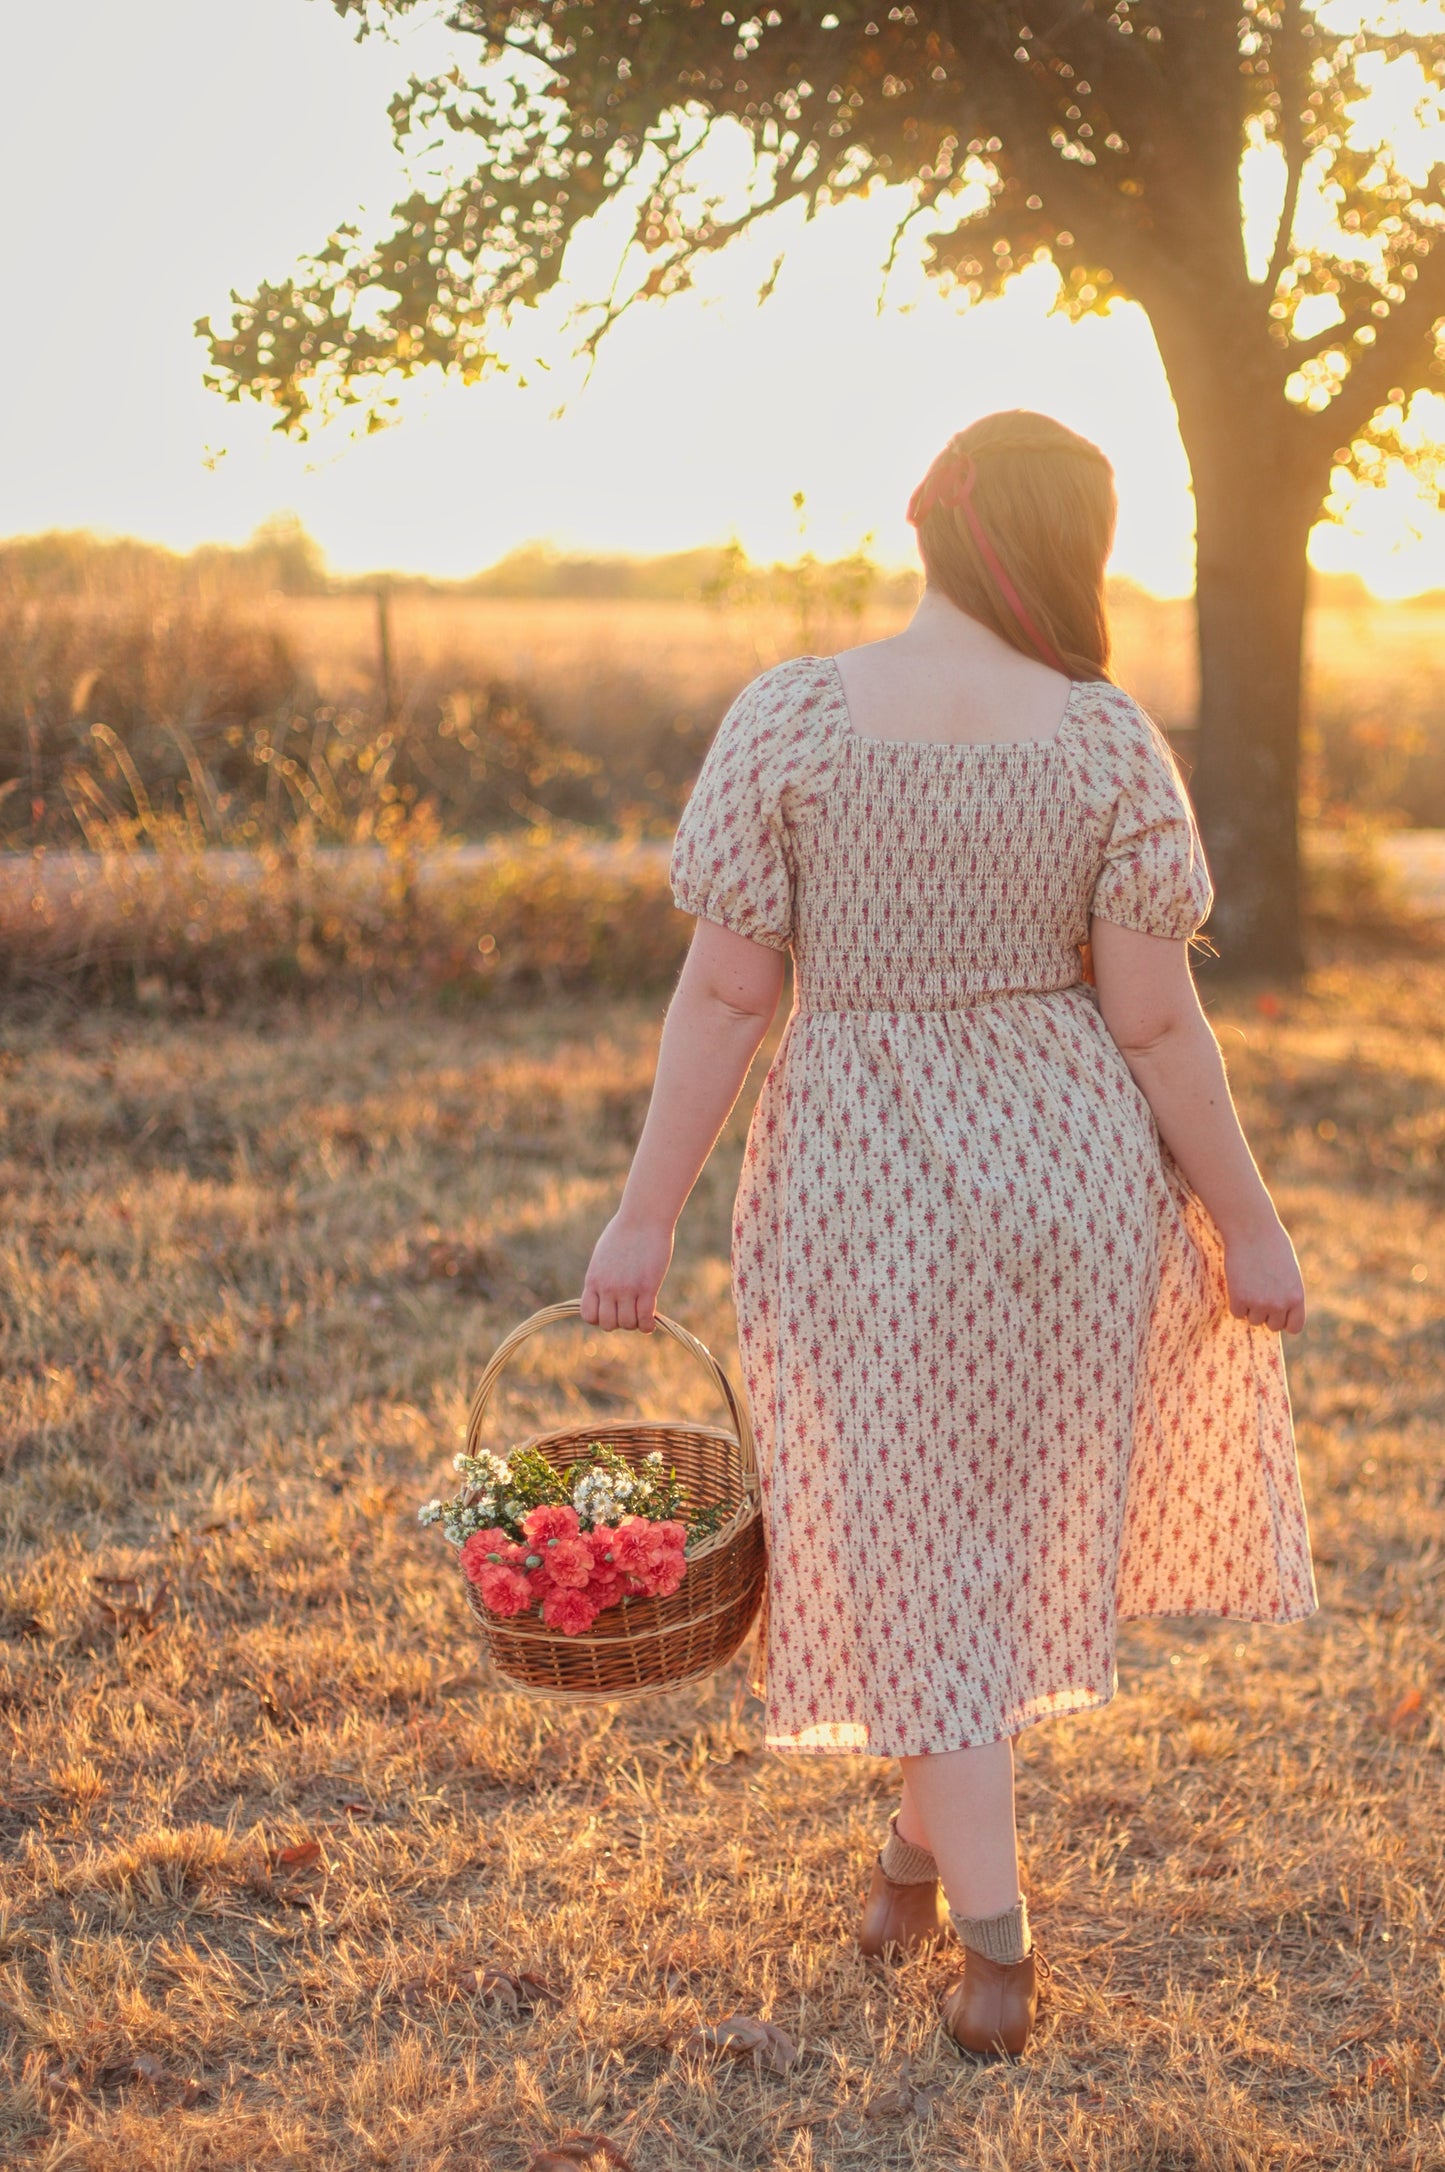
5,0,1445,596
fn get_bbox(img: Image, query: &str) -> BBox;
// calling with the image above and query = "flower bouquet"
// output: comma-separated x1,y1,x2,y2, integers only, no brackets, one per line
420,1440,728,1638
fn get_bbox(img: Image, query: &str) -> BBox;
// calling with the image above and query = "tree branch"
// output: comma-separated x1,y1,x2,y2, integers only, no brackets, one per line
1303,242,1445,446
1263,0,1306,297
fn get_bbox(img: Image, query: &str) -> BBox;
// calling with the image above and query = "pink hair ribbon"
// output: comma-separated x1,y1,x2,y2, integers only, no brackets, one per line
907,450,1071,676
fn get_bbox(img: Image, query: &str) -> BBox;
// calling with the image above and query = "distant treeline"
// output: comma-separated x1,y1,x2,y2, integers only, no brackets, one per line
0,518,922,610
0,517,1419,613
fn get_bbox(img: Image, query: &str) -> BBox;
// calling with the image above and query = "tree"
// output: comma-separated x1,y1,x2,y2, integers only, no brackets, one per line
202,0,1445,975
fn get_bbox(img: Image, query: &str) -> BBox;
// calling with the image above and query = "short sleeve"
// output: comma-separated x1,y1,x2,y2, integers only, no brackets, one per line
1070,687,1214,939
669,661,841,948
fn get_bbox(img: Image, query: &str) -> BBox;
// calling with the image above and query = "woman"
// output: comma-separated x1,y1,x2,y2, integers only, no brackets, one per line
580,410,1316,2059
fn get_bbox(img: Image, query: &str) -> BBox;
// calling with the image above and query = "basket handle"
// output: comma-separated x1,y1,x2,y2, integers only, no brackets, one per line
464,1299,758,1497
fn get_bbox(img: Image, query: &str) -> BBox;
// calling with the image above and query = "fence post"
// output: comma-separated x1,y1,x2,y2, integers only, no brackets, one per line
375,582,396,724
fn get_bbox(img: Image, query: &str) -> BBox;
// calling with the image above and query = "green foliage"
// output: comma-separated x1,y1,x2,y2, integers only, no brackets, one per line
702,491,891,653
203,0,1445,502
0,518,331,603
419,1439,727,1549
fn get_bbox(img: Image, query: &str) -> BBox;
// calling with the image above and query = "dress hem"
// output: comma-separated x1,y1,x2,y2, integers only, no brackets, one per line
758,1594,1320,1759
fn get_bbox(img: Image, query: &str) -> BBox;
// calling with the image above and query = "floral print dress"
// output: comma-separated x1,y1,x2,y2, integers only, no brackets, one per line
669,654,1316,1757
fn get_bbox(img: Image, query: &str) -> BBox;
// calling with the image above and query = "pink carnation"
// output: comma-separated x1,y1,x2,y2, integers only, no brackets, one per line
650,1520,688,1556
542,1585,601,1636
522,1503,580,1546
587,1525,619,1564
648,1553,687,1598
624,1554,686,1600
547,1535,596,1590
459,1528,518,1583
611,1516,661,1573
586,1569,628,1612
475,1562,535,1617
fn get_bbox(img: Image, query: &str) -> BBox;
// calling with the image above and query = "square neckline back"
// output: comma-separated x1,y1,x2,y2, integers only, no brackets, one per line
824,651,1080,753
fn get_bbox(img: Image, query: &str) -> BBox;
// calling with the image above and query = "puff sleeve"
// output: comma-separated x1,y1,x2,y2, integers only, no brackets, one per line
669,672,799,949
1076,689,1214,939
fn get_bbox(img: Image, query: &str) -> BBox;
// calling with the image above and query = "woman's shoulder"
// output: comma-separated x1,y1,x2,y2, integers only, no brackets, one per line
1059,677,1191,815
738,653,850,735
712,654,850,801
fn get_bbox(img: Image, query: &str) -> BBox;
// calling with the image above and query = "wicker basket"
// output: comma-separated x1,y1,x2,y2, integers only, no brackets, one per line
459,1300,766,1702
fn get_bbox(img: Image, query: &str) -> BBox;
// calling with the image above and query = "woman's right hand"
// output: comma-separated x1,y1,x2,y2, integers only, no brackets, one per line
1222,1216,1306,1334
581,1212,675,1333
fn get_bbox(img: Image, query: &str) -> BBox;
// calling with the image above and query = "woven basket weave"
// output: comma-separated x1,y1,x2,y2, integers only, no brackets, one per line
459,1300,766,1702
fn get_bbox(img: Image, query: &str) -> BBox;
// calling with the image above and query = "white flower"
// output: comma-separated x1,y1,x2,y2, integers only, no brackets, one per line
418,1499,443,1525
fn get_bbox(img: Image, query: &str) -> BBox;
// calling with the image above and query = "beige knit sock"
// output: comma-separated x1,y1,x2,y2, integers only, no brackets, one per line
950,1896,1031,1964
878,1812,937,1885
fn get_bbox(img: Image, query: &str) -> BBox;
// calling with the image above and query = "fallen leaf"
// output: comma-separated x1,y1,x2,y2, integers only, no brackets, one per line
864,2056,943,2121
526,2137,635,2172
136,1687,188,1720
90,1575,171,1636
679,2012,798,2075
272,1839,322,1870
464,1964,562,2013
1387,1685,1427,1733
96,2054,204,2103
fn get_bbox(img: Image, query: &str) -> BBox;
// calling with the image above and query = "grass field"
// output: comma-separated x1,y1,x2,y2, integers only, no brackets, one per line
268,584,1445,765
8,570,1445,858
269,589,1200,743
2,942,1443,2171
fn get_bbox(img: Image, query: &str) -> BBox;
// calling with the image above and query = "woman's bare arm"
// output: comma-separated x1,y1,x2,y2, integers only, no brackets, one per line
1090,917,1306,1334
580,919,787,1332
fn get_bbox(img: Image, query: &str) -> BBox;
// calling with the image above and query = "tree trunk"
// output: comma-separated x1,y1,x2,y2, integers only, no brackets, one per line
1187,447,1316,979
1145,280,1327,980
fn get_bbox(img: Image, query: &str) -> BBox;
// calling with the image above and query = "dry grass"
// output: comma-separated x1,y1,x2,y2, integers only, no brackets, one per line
0,836,684,1006
270,588,1200,745
2,946,1443,2170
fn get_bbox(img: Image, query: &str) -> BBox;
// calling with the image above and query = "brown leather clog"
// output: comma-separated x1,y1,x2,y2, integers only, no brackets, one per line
939,1947,1040,2058
858,1861,952,1958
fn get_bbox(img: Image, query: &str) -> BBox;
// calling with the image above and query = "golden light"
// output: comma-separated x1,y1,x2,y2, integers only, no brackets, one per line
0,0,1441,598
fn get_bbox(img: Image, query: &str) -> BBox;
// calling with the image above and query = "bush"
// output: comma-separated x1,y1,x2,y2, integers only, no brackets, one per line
0,835,688,1007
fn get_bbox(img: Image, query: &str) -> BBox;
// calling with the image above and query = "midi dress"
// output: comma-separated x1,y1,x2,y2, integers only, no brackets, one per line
668,654,1317,1757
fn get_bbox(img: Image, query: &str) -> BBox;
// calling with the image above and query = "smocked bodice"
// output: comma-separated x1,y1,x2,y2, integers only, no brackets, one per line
668,653,1213,1015
789,735,1098,1012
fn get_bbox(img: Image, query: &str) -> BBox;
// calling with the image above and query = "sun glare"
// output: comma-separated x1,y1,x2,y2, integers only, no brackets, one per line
0,0,1442,597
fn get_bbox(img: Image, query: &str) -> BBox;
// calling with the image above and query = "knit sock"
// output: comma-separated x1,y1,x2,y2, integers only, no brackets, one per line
878,1812,938,1885
950,1896,1031,1964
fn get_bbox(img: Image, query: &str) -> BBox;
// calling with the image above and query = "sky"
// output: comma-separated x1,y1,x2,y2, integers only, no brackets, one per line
2,0,1444,595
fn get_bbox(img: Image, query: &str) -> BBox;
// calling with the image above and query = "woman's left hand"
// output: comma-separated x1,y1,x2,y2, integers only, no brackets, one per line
581,1213,674,1332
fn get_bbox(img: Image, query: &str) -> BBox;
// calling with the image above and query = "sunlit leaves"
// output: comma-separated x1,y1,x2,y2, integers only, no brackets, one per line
201,0,1445,459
